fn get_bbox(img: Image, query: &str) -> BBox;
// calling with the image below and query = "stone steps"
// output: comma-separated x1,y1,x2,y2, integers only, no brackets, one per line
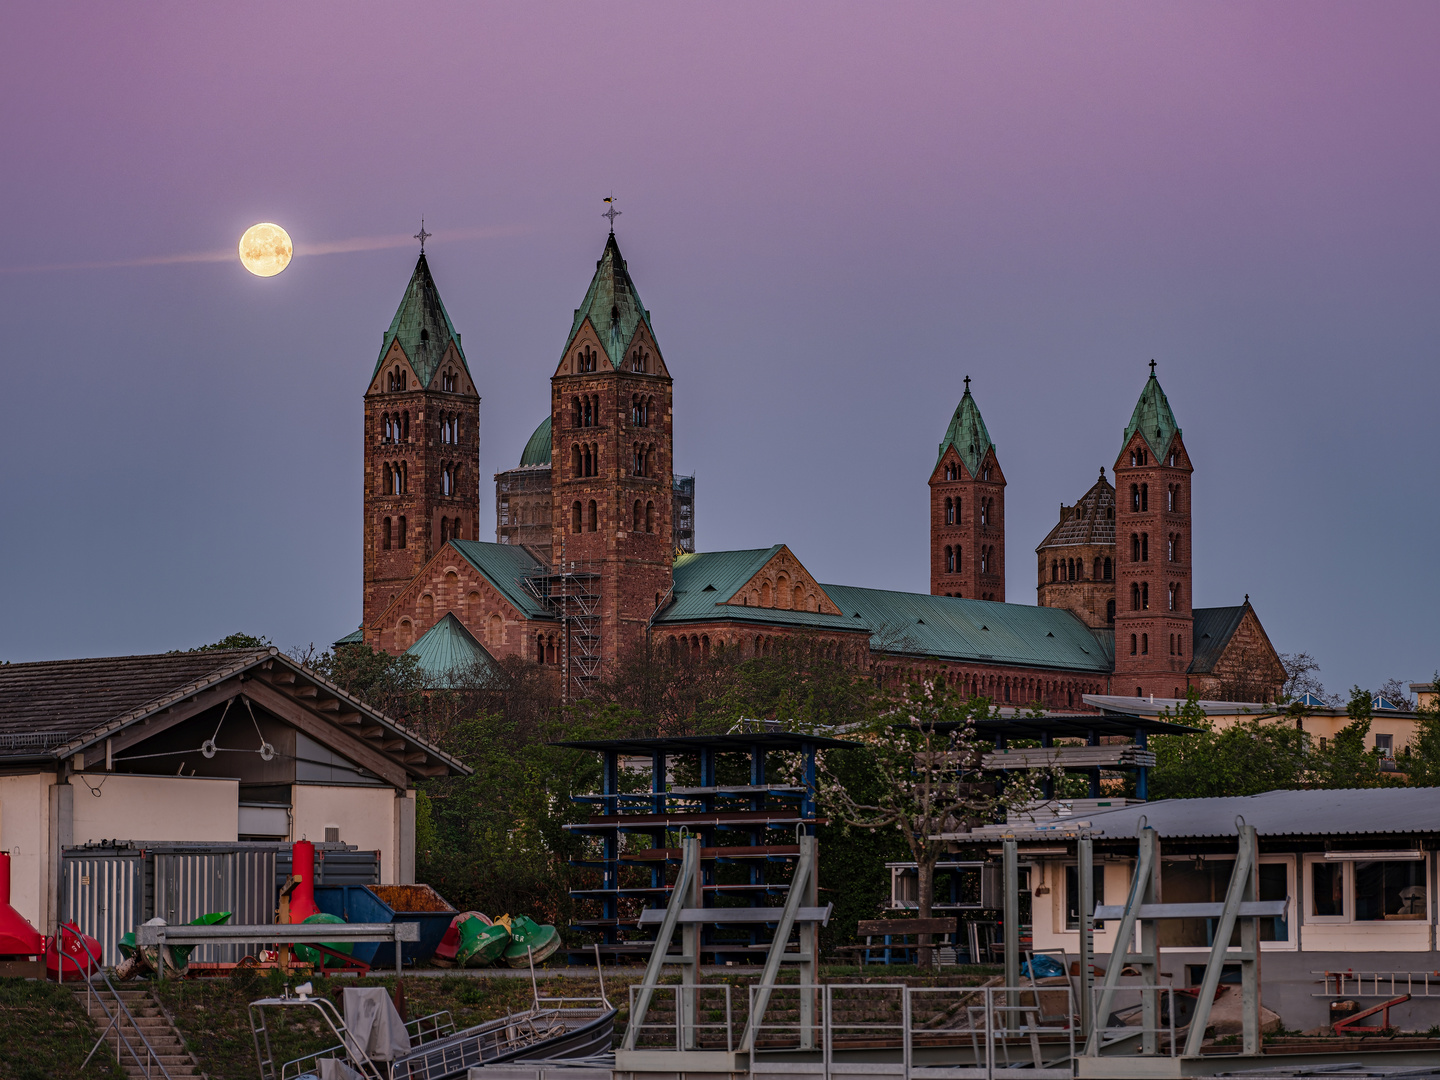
70,984,204,1079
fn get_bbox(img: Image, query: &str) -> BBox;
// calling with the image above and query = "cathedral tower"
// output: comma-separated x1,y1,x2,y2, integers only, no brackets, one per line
549,232,674,663
362,252,480,632
929,379,1005,600
1112,363,1193,696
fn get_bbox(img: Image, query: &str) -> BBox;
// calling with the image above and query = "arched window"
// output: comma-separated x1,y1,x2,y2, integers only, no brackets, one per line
980,500,988,526
945,463,957,481
633,500,643,531
760,581,772,607
1141,582,1149,609
1141,533,1149,561
1168,450,1178,467
1050,560,1058,582
382,462,392,493
1103,557,1112,580
946,546,955,573
945,497,954,525
983,465,992,481
454,517,462,540
1067,558,1075,580
382,517,392,550
1141,483,1148,511
1141,633,1148,655
1176,634,1184,657
1168,583,1179,611
1131,583,1141,611
397,516,407,549
587,500,598,532
1093,557,1102,579
1130,484,1140,511
1131,534,1140,562
645,500,655,534
1130,634,1137,655
394,464,404,495
402,411,409,440
1169,633,1175,655
440,517,448,542
572,501,582,533
794,585,805,609
1106,598,1115,623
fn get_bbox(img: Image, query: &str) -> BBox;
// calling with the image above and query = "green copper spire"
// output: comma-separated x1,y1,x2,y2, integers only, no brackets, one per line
936,376,994,477
373,252,470,387
563,232,656,368
1122,361,1182,460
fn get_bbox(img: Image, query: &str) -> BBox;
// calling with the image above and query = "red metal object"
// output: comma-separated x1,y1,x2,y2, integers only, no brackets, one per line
0,852,43,957
287,840,320,923
47,922,101,980
1332,993,1411,1034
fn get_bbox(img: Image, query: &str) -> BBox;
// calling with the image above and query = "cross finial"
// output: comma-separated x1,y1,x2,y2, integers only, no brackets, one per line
964,375,971,393
414,218,431,253
1149,358,1157,376
602,196,621,232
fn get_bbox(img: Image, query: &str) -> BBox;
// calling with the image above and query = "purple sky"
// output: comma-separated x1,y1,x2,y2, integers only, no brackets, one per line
3,4,1437,697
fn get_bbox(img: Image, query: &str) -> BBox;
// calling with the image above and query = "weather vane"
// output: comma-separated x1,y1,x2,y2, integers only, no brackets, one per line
602,196,621,232
415,218,432,253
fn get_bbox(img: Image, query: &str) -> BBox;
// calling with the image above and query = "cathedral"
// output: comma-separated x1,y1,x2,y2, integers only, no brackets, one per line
350,231,1284,708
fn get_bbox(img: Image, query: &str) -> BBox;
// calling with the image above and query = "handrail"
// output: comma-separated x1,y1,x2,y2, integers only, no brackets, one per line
62,925,175,1080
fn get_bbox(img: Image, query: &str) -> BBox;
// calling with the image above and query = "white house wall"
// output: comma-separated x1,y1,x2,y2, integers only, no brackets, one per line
69,774,240,845
0,773,54,933
292,785,402,883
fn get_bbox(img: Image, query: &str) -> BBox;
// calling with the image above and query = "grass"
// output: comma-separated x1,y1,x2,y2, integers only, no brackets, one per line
155,965,1002,1080
0,978,122,1080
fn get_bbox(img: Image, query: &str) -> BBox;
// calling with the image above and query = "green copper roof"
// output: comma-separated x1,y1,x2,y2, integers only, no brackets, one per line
1122,373,1182,460
519,417,552,466
448,540,553,619
936,385,994,477
563,233,656,369
373,254,470,387
333,628,363,648
405,613,496,687
658,548,1112,672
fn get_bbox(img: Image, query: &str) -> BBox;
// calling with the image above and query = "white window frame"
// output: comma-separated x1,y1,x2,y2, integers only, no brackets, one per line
1303,852,1429,925
1153,854,1298,952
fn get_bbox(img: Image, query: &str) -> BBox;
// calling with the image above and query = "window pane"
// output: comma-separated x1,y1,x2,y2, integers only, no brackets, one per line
1310,862,1344,917
1258,863,1289,942
1354,860,1426,922
1065,865,1105,930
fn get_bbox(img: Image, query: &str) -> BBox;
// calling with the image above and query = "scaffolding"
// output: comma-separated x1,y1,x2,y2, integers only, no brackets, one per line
522,556,602,702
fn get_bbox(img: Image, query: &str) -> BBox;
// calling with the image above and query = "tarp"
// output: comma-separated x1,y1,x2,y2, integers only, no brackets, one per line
342,986,410,1062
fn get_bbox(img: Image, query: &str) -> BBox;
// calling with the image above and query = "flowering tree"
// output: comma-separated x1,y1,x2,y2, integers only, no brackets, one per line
811,679,1046,966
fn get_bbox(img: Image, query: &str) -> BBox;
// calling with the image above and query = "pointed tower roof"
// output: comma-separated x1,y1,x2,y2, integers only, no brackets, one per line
373,253,469,387
936,379,995,477
563,233,656,368
1122,366,1182,460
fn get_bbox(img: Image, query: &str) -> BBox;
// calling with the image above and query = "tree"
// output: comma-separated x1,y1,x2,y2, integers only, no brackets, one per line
1376,677,1416,710
1402,673,1440,785
191,632,272,651
1150,690,1311,798
1279,652,1331,703
1311,686,1398,789
811,679,1042,966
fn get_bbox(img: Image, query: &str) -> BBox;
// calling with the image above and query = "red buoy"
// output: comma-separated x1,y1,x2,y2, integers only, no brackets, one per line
287,840,320,923
0,852,43,957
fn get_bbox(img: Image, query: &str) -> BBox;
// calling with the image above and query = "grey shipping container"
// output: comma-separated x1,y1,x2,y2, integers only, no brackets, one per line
61,841,372,968
62,850,144,966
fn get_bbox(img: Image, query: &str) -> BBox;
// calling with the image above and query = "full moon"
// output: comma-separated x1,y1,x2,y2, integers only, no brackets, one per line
238,222,293,277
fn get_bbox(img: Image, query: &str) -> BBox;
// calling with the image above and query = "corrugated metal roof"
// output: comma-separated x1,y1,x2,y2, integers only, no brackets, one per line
1036,473,1116,551
562,233,656,369
1010,787,1440,839
448,540,553,619
1188,605,1247,674
519,416,552,466
657,549,1113,672
333,628,363,647
936,386,994,477
372,253,470,387
405,613,495,686
1122,371,1182,461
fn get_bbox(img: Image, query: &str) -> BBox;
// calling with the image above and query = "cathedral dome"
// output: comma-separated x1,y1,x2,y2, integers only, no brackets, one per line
519,416,551,466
